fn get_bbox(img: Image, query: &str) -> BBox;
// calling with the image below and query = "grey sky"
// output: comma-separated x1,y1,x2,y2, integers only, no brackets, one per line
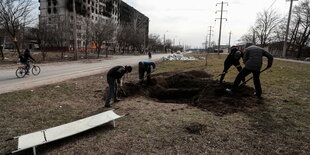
123,0,292,48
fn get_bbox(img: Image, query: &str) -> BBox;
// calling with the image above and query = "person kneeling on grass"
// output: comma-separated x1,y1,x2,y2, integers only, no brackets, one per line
138,61,156,85
220,46,244,83
226,43,273,98
105,65,132,108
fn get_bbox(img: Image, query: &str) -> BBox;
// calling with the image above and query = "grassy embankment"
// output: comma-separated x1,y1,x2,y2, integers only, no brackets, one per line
0,54,309,154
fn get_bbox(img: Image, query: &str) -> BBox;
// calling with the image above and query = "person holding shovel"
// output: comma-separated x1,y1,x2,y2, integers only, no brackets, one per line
105,65,132,108
138,61,156,85
226,43,273,98
220,46,244,83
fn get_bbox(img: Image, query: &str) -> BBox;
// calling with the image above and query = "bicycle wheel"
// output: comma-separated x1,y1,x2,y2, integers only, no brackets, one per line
16,67,26,78
32,65,41,76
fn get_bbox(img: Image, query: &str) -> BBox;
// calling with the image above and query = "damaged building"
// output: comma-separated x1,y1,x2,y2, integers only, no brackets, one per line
120,2,149,45
38,0,149,50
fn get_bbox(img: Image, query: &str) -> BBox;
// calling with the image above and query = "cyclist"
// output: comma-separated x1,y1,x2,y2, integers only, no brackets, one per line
19,49,36,75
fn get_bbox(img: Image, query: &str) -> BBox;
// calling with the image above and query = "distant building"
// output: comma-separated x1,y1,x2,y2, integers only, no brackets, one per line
38,0,149,50
120,1,149,45
39,0,121,50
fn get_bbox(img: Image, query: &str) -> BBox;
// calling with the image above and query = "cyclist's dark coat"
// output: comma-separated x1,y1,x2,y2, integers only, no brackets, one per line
20,49,35,63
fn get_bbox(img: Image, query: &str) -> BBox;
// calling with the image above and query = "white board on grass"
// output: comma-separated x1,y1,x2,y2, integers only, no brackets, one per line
12,110,123,154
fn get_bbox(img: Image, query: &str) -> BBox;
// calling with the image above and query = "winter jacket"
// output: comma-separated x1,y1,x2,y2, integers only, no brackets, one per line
225,48,243,66
107,66,126,83
139,61,156,70
243,45,273,71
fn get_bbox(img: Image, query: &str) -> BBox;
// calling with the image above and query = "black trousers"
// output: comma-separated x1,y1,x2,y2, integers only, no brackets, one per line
231,68,262,96
105,77,118,104
138,63,151,83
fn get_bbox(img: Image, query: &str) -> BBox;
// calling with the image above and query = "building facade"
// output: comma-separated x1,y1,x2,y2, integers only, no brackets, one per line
120,2,149,46
38,0,148,50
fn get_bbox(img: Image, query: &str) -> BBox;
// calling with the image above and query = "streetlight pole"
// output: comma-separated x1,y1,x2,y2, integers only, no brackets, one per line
282,0,297,58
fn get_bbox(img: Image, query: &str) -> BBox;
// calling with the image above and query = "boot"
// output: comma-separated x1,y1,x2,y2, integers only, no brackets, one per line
105,104,112,108
104,100,112,108
114,98,121,103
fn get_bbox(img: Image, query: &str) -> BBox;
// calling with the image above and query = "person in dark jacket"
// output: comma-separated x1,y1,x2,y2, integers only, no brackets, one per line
19,49,35,74
105,65,132,107
138,61,156,84
148,51,152,59
226,43,273,98
220,46,244,83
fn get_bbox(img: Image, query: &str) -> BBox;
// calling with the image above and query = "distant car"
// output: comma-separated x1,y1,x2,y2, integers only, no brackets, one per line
213,49,223,53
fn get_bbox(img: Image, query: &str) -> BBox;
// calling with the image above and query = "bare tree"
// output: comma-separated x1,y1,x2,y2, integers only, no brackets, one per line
82,19,92,59
91,19,116,58
0,29,5,60
54,18,70,60
148,34,163,53
117,24,135,54
0,0,36,56
253,9,281,47
290,0,310,58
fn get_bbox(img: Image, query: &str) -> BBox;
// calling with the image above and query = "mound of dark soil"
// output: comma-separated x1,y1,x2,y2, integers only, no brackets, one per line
104,70,263,115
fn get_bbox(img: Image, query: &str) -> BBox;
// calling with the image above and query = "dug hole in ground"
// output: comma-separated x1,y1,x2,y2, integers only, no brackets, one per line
103,70,263,116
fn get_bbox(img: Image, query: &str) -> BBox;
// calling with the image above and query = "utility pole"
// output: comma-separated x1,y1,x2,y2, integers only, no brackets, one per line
163,34,166,53
73,0,78,60
163,30,168,53
215,1,228,55
208,26,213,49
252,28,256,44
205,35,208,51
228,31,232,48
282,0,298,58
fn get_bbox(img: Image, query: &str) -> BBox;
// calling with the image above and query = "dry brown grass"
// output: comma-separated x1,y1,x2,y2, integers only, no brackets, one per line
0,54,309,154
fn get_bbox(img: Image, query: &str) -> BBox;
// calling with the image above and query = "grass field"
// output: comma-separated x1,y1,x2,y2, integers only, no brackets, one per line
0,54,309,154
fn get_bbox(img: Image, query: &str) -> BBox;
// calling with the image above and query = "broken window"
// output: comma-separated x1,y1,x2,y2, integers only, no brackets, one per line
53,8,57,13
53,0,57,6
48,8,52,14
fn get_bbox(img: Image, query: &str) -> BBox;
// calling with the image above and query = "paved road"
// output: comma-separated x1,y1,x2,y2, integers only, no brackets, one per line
274,58,310,64
0,54,168,94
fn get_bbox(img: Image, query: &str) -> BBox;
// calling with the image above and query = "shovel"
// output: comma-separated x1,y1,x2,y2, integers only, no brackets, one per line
239,68,269,86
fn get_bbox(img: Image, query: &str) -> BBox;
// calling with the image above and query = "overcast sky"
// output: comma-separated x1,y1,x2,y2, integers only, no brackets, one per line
122,0,292,48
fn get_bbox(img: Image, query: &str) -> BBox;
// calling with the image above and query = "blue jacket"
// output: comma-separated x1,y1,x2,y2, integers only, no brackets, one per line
140,61,156,70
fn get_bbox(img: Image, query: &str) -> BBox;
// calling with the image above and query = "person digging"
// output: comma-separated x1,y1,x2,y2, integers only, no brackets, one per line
226,43,273,98
220,46,244,83
138,61,156,85
105,65,132,108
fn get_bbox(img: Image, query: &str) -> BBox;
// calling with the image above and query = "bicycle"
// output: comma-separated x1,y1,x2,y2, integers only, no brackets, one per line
16,62,41,78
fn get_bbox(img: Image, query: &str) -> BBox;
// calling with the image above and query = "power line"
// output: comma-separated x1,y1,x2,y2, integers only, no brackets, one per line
267,0,277,11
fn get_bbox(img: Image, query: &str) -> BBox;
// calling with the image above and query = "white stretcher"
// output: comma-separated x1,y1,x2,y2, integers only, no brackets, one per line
8,110,125,155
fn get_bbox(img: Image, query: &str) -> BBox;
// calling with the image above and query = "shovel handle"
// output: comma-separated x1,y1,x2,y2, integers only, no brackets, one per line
240,68,269,86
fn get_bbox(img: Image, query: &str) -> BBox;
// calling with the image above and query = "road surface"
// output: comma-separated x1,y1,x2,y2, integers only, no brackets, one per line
0,54,168,94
